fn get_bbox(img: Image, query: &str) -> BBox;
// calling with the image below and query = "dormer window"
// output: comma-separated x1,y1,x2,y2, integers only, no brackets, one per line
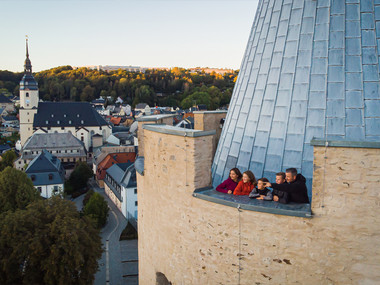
81,120,84,124
64,114,67,117
48,174,53,180
69,120,72,124
57,120,60,125
77,114,80,117
51,114,54,118
46,120,49,124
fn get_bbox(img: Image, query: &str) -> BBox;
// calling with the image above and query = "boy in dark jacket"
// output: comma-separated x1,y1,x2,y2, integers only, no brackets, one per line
272,172,288,204
264,168,309,204
249,178,272,201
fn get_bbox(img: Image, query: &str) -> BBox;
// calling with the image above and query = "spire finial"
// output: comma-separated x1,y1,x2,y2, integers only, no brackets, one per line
24,36,32,74
25,35,29,58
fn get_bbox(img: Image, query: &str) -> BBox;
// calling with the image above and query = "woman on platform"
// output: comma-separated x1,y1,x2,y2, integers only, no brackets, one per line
233,170,257,196
216,168,242,194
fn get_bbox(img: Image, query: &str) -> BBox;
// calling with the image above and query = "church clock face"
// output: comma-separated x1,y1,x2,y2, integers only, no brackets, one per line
26,100,30,104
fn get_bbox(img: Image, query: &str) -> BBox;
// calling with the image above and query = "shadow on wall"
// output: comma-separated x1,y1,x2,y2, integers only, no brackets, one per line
156,272,172,285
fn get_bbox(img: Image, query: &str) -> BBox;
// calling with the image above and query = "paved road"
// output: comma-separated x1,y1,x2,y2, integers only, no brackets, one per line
72,181,138,285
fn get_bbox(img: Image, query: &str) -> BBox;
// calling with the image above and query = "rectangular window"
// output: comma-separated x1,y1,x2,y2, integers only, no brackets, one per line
135,201,138,206
134,188,137,194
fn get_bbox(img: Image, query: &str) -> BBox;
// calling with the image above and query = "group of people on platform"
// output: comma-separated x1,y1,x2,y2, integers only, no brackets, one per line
216,168,309,204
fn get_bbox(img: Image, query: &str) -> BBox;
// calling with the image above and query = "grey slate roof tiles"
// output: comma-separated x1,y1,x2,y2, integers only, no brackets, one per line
33,102,108,128
25,150,64,186
24,132,85,150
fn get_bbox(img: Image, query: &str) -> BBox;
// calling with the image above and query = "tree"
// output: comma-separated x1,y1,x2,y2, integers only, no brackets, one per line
0,167,40,214
132,85,156,107
65,162,93,195
84,192,109,228
180,91,212,109
80,85,95,102
0,150,17,171
0,197,102,285
70,86,78,101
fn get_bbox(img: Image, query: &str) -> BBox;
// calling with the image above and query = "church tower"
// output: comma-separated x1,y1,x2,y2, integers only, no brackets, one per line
19,38,39,146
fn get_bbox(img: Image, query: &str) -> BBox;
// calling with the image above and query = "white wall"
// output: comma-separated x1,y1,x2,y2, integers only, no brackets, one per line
126,186,138,220
35,183,64,199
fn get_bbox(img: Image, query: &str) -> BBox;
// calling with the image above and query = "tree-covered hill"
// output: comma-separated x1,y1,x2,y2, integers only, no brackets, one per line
0,66,238,109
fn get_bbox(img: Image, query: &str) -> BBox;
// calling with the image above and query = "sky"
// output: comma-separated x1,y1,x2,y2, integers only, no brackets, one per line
0,0,258,72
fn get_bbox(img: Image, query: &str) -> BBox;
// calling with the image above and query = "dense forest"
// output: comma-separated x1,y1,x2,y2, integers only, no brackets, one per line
0,66,238,109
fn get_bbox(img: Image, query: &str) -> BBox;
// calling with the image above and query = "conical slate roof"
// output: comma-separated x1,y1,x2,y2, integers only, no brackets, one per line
212,0,380,195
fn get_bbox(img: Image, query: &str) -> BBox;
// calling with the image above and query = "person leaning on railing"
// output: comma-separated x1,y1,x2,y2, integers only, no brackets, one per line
216,168,242,194
263,168,309,204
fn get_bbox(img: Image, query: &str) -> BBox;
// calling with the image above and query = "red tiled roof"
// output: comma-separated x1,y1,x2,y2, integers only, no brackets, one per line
110,117,122,125
96,152,136,180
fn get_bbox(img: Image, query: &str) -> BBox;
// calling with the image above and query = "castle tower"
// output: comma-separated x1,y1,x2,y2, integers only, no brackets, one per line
19,38,39,146
136,1,380,283
212,0,380,196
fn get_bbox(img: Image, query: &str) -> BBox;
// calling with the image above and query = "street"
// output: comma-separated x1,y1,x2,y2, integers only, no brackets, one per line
73,180,138,285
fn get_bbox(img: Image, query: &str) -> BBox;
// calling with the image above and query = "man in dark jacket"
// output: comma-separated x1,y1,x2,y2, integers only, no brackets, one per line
264,168,309,203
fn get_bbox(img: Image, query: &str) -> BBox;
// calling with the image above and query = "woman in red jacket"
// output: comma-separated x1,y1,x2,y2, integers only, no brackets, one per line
233,170,257,196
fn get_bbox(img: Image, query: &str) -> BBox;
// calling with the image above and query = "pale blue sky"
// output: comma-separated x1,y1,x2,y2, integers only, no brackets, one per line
1,0,258,72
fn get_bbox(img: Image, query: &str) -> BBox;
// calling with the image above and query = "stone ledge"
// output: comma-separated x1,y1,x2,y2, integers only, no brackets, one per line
193,188,312,218
193,110,228,114
135,156,144,176
143,124,216,137
136,114,176,122
311,138,380,149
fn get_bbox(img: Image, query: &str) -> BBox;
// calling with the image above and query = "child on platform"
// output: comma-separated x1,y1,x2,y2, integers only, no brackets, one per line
233,170,257,196
249,177,273,201
272,172,288,203
216,168,243,194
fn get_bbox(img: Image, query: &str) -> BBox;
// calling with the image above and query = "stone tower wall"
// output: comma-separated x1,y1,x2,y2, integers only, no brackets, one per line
138,129,380,284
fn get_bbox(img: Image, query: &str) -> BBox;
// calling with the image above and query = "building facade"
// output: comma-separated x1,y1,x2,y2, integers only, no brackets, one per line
19,40,38,146
104,163,138,219
18,40,111,148
15,132,86,170
25,149,65,199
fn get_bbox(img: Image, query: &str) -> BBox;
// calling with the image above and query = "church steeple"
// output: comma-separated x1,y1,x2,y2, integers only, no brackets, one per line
24,37,32,74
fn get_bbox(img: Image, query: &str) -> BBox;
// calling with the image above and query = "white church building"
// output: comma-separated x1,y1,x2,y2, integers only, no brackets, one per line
19,40,111,150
